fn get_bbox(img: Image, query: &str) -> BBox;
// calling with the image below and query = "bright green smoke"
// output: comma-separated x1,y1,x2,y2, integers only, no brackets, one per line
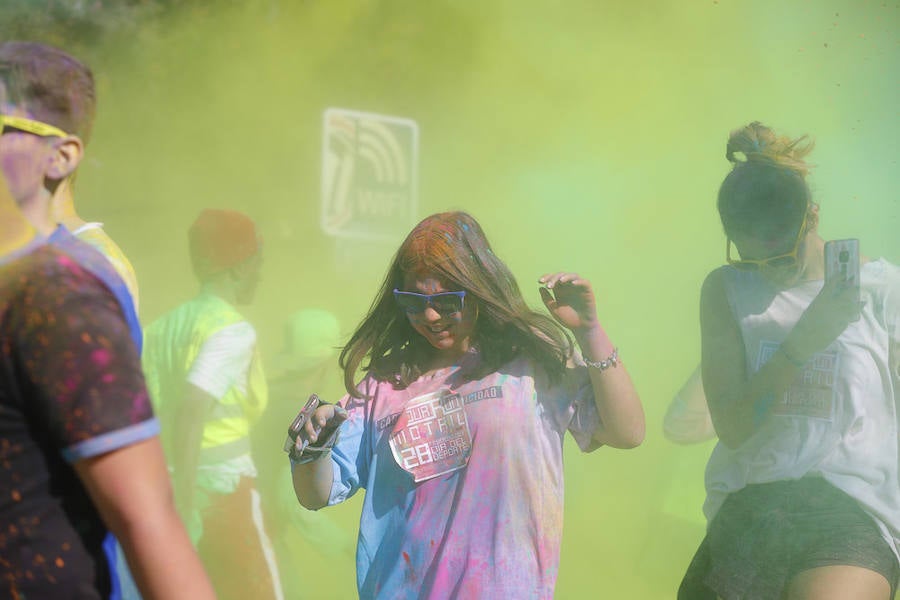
7,1,897,597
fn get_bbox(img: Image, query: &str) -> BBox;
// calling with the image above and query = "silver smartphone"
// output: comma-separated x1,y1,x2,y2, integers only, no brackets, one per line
283,393,321,455
824,238,860,321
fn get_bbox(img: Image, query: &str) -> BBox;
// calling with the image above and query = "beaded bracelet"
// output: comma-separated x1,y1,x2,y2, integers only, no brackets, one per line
584,348,619,371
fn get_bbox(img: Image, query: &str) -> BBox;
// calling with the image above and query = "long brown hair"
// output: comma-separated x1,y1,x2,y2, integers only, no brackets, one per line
340,211,571,397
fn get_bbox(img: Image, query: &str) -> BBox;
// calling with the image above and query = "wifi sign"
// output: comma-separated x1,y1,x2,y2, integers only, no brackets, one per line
320,108,420,241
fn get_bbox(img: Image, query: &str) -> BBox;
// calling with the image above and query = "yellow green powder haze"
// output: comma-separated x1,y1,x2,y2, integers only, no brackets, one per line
7,1,898,597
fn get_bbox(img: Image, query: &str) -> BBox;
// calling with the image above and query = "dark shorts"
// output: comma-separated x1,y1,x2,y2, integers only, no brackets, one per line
678,478,899,600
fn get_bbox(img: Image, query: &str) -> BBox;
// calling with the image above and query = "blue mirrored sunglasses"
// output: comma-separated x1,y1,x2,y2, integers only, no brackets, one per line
392,289,466,316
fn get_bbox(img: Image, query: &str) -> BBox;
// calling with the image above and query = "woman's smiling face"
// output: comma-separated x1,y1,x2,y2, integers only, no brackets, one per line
400,273,477,364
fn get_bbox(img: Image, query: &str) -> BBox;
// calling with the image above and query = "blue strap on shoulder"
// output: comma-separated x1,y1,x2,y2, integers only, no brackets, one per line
48,227,145,600
47,227,142,352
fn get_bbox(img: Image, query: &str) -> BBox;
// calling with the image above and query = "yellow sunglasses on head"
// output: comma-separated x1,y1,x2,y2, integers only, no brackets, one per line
0,114,69,138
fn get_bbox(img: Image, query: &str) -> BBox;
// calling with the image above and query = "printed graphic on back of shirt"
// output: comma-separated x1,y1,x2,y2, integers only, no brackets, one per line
758,341,839,419
389,389,471,482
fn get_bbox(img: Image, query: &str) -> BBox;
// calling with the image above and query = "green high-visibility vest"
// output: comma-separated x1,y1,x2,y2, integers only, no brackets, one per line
143,292,267,466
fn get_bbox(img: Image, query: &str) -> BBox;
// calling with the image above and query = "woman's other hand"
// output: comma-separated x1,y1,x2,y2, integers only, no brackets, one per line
538,272,600,333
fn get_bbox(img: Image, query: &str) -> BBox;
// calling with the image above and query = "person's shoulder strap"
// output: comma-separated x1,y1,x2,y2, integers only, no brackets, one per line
47,227,142,352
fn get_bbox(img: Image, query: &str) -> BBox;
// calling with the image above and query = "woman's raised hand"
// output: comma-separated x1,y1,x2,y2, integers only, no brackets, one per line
538,272,600,333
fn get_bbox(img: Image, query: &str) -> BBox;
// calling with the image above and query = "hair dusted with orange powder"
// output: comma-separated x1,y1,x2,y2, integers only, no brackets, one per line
718,121,815,241
339,211,572,398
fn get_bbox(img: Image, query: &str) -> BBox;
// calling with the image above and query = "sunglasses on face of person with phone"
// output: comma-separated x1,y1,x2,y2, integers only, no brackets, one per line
0,114,69,138
726,208,810,272
393,289,467,317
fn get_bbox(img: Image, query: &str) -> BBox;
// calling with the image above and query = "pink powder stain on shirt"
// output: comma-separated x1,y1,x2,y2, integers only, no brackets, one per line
63,378,79,393
130,391,152,422
55,254,83,277
90,348,111,368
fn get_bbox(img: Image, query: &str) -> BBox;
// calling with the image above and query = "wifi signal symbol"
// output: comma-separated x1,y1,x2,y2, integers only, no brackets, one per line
321,109,419,240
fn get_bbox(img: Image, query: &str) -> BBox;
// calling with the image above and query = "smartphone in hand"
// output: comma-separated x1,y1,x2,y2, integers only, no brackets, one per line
283,394,322,455
824,238,860,321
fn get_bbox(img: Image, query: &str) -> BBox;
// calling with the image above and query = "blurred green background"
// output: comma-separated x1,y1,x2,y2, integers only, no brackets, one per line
4,1,897,597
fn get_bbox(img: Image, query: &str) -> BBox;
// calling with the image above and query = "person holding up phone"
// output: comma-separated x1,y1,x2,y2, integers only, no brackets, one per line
290,211,644,599
679,122,900,599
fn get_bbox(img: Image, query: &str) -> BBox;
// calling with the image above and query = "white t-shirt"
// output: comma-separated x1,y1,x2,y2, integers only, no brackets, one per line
187,321,256,399
704,258,900,561
187,321,258,482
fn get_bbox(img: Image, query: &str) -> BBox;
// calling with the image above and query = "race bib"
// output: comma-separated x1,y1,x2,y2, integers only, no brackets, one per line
389,389,472,482
758,341,838,420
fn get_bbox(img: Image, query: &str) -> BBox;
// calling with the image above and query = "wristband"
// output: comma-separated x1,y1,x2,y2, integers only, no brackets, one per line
584,348,619,371
290,436,339,465
284,394,345,464
288,421,342,465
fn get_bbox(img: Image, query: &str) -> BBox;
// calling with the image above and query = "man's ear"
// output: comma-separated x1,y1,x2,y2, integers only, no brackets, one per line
46,135,84,180
231,252,261,279
228,261,252,284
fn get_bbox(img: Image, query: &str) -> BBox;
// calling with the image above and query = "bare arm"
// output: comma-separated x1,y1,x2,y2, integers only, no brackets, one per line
574,323,645,448
663,365,717,445
292,458,335,510
700,269,857,449
539,272,645,449
171,383,215,520
290,403,345,509
700,270,798,448
74,437,215,600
